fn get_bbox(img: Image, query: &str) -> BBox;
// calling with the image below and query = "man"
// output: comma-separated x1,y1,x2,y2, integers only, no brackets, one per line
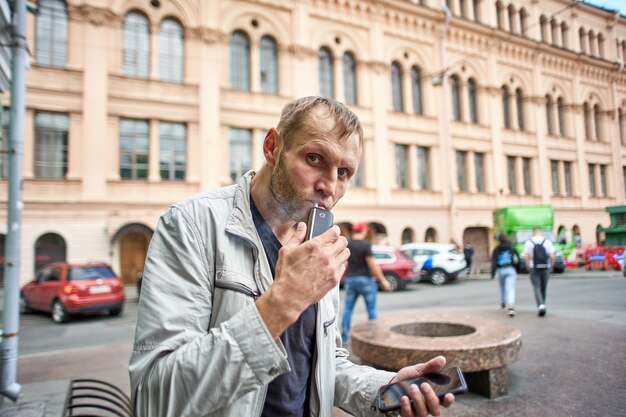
129,96,455,417
523,227,555,317
341,222,390,342
463,242,474,275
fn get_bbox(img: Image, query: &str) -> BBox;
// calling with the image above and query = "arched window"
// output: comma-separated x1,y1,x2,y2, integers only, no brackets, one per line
495,1,504,30
411,66,423,115
260,36,278,94
451,75,461,121
401,228,414,245
515,88,524,130
598,34,605,58
343,52,357,105
519,8,528,36
473,0,481,22
468,78,478,123
540,15,548,42
123,12,150,78
583,102,591,140
34,233,66,273
230,31,250,91
551,19,559,46
594,104,602,141
391,61,403,112
425,227,437,243
159,18,184,82
502,86,511,128
35,0,68,67
319,47,334,98
557,97,565,136
561,22,569,49
545,94,554,135
507,5,515,33
579,28,587,54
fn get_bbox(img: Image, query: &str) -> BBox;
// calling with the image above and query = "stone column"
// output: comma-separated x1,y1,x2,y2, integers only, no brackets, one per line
150,23,159,80
334,55,344,102
250,38,260,93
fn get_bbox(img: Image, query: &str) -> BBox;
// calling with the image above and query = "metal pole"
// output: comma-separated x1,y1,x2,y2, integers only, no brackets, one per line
1,0,27,401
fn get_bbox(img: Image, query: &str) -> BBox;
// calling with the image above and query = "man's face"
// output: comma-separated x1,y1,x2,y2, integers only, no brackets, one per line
269,112,361,223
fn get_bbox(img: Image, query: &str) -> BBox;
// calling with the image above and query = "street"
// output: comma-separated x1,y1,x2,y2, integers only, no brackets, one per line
12,270,626,416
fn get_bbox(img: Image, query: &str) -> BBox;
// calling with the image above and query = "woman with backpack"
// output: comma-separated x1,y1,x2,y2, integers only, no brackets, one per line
491,232,520,317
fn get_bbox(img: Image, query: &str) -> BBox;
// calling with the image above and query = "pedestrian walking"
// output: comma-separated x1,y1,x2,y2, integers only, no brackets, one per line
523,227,555,317
341,222,390,343
491,232,520,317
463,242,474,275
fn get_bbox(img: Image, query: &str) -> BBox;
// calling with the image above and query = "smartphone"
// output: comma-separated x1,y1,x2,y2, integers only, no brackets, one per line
305,206,334,240
376,367,467,413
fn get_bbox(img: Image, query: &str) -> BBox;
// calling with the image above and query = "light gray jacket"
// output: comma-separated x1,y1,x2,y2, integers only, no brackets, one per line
129,172,394,417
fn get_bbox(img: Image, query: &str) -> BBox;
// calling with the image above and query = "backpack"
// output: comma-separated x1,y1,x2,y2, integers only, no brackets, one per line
496,250,513,267
532,239,549,269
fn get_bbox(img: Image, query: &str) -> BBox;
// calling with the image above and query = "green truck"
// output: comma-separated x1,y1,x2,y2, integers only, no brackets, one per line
493,205,570,273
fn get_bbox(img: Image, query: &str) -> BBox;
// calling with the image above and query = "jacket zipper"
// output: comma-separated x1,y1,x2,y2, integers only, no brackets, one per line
214,280,261,299
322,316,336,336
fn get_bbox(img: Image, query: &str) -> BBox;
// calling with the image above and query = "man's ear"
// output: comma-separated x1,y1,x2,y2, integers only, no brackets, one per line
263,128,280,167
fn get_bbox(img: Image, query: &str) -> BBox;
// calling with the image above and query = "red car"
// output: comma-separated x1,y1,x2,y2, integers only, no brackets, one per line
341,245,422,291
372,245,422,291
20,262,125,323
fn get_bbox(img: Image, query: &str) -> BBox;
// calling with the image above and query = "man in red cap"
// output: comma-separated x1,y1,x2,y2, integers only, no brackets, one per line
341,222,390,342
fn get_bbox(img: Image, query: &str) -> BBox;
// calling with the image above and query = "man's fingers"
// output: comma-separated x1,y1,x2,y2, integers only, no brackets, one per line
285,222,307,246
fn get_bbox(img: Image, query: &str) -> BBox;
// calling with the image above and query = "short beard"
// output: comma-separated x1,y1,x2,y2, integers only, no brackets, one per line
269,158,308,223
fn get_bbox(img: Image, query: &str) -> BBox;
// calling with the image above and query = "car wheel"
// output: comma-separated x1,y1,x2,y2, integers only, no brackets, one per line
430,269,448,286
19,292,31,314
383,273,400,292
109,307,123,317
51,299,68,323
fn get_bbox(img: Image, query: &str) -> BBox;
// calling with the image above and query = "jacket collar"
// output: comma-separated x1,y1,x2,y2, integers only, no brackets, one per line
225,170,258,242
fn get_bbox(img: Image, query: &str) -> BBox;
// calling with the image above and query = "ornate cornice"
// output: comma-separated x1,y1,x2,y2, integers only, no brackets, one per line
68,4,120,27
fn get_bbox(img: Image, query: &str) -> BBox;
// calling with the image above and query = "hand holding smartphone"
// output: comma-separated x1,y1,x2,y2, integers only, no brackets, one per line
305,205,334,240
376,367,467,413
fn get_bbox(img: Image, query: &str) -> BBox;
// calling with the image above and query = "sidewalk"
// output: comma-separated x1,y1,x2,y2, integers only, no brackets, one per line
3,270,625,416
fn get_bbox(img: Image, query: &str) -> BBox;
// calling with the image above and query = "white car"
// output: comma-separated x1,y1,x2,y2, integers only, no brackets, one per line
400,242,467,286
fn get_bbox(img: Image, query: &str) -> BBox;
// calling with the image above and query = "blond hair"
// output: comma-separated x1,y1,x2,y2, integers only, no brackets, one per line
276,96,363,149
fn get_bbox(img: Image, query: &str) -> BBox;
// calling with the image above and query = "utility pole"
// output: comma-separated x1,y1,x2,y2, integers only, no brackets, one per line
1,0,27,401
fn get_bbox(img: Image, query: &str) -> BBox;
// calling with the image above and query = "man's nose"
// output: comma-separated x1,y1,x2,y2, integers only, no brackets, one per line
316,171,338,198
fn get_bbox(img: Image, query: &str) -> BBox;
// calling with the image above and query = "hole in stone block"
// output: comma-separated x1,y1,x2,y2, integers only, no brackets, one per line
391,322,476,337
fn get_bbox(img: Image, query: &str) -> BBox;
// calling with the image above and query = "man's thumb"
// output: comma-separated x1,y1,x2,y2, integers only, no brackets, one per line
287,222,307,246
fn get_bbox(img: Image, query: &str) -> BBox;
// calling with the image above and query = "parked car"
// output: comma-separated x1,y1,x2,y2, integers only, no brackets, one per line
340,245,421,291
400,242,467,286
20,262,125,323
371,245,422,291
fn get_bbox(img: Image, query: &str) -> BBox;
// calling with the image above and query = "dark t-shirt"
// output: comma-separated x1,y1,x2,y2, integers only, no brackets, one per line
250,197,316,417
346,239,373,277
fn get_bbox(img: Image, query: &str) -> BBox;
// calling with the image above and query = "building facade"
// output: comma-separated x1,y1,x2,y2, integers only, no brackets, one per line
1,0,625,285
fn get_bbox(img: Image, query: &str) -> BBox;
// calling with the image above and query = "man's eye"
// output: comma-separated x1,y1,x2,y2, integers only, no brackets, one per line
308,154,320,164
338,168,350,178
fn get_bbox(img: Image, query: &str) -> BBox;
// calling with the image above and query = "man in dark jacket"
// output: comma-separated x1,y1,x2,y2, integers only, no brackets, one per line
491,232,519,317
